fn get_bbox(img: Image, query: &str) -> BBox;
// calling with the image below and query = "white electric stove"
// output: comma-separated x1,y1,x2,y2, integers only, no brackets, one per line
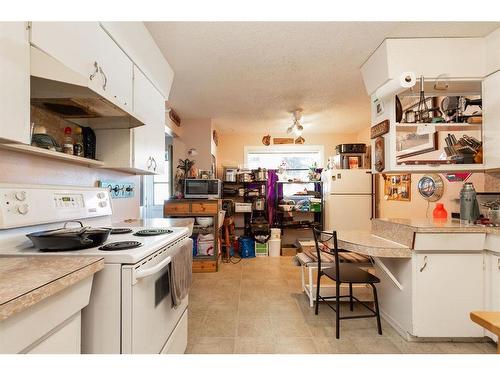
0,183,191,354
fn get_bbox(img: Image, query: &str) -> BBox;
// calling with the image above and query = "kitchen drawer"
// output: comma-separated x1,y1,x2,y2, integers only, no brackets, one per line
164,203,190,215
191,203,218,214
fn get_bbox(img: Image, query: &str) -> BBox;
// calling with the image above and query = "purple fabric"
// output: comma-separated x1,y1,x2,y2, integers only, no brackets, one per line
267,170,278,225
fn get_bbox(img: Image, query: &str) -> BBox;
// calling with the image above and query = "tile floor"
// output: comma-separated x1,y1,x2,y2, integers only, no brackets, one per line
186,256,497,354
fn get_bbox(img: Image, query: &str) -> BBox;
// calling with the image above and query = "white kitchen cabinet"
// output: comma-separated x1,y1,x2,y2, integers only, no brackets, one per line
95,66,166,175
483,71,500,170
30,22,133,111
487,252,500,311
132,66,166,174
0,22,30,144
412,252,484,337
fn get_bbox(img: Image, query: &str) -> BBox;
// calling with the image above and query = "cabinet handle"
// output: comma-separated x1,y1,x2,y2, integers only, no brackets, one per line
497,257,500,270
89,61,99,82
152,157,157,172
99,66,107,91
147,156,153,169
419,256,428,272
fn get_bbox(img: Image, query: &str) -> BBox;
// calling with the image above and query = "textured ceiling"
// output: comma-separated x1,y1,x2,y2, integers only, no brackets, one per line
146,22,499,134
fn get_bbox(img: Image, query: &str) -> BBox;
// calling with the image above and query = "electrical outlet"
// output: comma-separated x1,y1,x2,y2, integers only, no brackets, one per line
98,181,135,199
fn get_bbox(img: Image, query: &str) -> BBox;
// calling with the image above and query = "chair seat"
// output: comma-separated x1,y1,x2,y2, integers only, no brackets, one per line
322,263,380,284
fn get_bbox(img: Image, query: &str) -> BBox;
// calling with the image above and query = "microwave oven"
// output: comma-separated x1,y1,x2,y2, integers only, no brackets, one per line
184,179,222,199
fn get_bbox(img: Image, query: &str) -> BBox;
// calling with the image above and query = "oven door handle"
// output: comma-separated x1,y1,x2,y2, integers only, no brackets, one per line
133,256,172,284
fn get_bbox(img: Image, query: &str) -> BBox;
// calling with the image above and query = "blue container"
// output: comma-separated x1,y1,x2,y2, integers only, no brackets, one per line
238,236,255,258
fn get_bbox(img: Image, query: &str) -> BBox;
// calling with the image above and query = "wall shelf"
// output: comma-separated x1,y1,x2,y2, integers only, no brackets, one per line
0,143,105,168
396,123,482,132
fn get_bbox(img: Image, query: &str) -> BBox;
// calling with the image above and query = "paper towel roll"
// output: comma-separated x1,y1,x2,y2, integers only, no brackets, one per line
375,71,416,99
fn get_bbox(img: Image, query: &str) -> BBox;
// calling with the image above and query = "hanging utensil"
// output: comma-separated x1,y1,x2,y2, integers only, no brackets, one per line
416,76,430,123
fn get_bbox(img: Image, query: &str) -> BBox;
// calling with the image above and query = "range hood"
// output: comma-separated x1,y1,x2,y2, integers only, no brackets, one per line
30,46,145,129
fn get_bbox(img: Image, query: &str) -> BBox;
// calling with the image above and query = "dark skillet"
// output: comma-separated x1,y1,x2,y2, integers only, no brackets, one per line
26,221,111,251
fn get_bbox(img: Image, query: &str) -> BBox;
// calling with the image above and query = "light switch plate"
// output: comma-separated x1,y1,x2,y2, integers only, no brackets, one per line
98,181,135,199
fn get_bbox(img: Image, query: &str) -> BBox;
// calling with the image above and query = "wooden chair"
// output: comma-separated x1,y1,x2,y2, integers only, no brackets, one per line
312,227,382,339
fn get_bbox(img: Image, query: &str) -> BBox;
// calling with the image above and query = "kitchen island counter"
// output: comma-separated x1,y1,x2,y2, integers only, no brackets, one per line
336,230,411,258
0,256,104,321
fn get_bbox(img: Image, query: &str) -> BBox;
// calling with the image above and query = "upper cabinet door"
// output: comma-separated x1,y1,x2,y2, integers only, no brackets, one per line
132,66,166,174
483,71,500,170
30,22,133,110
0,22,30,144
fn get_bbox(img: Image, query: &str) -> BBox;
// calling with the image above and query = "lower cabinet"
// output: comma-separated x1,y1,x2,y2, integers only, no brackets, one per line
412,253,484,337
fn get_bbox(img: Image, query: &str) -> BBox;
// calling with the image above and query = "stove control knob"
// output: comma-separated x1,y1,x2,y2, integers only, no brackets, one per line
98,201,107,208
17,204,29,215
15,191,26,201
97,192,106,199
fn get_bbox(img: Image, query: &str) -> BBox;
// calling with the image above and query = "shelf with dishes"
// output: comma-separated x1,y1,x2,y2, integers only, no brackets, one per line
0,142,105,167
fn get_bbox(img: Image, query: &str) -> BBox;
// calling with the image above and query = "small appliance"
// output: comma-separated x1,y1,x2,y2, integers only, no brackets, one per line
332,143,368,169
460,182,480,224
183,179,221,199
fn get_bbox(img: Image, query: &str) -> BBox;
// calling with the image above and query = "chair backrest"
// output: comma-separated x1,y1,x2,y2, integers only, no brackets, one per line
312,227,340,277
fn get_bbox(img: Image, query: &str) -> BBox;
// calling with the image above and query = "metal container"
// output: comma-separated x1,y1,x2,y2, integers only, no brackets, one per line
224,168,237,182
253,168,267,181
253,198,266,211
460,182,480,224
237,171,253,183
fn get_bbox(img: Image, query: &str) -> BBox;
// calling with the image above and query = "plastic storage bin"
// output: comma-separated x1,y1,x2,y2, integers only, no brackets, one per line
255,242,268,257
238,236,255,258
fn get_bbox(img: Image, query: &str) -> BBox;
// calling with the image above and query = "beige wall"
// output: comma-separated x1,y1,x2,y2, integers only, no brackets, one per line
176,119,214,171
376,172,486,219
217,132,360,173
0,149,140,222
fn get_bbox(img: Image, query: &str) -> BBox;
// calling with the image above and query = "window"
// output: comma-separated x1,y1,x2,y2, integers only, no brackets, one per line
142,136,173,219
245,145,323,181
153,142,173,205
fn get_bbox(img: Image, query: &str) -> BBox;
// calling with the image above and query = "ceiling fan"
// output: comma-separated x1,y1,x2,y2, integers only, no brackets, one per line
286,108,304,136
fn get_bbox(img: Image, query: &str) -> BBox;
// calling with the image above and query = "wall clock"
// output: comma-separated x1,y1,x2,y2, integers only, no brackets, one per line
417,174,444,201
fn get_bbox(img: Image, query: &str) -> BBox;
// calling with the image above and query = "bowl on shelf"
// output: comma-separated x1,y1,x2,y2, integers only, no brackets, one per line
195,217,214,227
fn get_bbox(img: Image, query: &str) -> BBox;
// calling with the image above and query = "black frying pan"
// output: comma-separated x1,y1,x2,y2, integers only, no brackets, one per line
27,221,111,251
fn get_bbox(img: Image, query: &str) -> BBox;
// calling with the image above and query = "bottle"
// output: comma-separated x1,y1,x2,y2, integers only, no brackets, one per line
73,127,84,157
433,203,448,220
62,127,74,155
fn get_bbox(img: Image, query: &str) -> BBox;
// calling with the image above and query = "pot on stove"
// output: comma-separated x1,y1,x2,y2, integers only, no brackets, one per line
26,221,111,251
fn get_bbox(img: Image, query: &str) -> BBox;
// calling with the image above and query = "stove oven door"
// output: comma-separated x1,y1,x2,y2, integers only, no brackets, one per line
121,238,189,354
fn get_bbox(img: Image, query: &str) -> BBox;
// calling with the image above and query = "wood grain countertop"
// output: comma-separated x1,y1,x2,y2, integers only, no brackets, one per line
0,256,104,321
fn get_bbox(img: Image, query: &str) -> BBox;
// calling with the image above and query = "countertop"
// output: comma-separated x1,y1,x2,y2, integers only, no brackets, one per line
0,256,104,321
118,217,195,228
374,218,499,233
336,230,412,258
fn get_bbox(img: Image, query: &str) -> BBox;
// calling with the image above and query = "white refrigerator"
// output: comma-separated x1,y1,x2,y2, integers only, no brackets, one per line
322,169,374,231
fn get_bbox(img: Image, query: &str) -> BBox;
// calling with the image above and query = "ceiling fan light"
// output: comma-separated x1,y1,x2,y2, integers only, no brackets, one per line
286,126,294,134
294,127,303,136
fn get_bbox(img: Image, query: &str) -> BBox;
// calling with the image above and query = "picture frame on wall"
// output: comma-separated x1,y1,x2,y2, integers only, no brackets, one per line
396,131,437,159
383,173,411,201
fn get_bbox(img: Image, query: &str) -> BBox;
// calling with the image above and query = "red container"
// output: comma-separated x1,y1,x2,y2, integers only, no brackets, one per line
433,203,448,220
